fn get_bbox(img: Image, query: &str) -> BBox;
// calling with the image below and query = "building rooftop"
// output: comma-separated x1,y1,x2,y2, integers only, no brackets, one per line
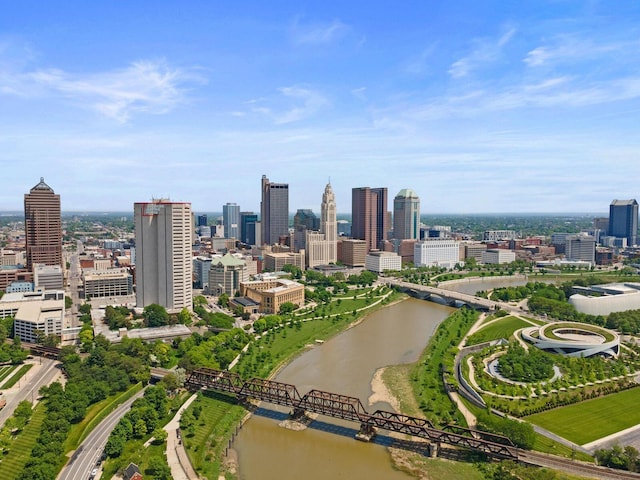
30,177,54,192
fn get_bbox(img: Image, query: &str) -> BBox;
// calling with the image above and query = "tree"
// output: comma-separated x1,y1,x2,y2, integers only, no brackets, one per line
278,302,298,315
218,293,230,308
65,296,73,309
152,427,168,444
178,307,192,325
143,304,170,328
146,456,172,480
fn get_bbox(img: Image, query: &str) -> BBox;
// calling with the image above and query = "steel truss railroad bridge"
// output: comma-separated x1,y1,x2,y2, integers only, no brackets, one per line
186,367,518,460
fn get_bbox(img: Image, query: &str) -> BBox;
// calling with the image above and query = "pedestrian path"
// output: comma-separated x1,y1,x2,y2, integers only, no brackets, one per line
164,393,199,480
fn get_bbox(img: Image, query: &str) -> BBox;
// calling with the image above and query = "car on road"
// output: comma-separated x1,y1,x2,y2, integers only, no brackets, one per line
89,468,98,478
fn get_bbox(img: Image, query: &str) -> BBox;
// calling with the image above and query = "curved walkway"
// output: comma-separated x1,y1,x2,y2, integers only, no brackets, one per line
164,393,199,480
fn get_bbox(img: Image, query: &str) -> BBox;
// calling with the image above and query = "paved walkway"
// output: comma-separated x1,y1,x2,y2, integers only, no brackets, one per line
164,393,199,480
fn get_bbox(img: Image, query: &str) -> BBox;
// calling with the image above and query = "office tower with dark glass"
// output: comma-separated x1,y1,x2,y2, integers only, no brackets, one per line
223,203,240,239
260,175,289,245
608,199,638,246
197,214,208,227
351,187,388,251
134,199,193,312
24,177,63,271
240,212,259,245
393,188,420,240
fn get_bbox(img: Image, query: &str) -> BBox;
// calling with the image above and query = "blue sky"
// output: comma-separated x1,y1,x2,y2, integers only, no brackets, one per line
1,1,640,214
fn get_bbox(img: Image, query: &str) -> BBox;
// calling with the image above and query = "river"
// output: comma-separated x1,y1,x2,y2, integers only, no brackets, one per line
234,297,453,480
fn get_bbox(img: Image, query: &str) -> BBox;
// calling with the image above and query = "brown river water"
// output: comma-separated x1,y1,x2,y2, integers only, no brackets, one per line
234,297,453,480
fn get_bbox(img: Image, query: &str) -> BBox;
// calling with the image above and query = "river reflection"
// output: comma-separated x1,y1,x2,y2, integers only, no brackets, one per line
234,297,453,480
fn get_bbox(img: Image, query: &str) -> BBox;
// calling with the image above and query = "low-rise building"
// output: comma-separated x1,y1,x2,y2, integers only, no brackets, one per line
33,264,64,290
209,253,248,296
414,239,461,269
482,248,516,265
0,290,65,343
263,251,305,272
338,239,367,267
240,278,304,314
83,268,133,299
365,251,402,273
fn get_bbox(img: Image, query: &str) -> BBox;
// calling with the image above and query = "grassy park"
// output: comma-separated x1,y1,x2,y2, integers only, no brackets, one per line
466,316,532,345
182,390,245,479
526,387,640,445
0,403,46,479
0,364,33,390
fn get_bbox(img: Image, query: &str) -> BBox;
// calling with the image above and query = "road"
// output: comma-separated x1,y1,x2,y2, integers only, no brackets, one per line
58,388,147,480
0,358,60,427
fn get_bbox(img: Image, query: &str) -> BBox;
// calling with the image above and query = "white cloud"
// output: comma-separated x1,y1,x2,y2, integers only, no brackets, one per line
1,59,204,123
449,26,517,78
524,35,637,67
290,18,350,45
250,86,329,124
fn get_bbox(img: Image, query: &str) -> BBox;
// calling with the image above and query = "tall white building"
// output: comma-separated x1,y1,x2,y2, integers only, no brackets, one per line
134,199,193,313
223,203,240,240
306,183,338,268
414,238,461,269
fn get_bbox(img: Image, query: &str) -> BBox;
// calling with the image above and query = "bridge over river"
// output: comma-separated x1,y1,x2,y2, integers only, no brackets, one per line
384,278,499,310
185,367,518,460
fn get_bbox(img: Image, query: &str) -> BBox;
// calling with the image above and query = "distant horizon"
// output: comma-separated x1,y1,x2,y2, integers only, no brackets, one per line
0,210,611,218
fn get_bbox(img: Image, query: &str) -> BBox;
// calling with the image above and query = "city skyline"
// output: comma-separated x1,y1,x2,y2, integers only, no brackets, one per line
2,2,640,213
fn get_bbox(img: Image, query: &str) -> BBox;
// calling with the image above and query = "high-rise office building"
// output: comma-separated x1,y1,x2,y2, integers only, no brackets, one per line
223,203,240,240
293,209,318,252
306,183,338,267
134,199,193,312
565,235,596,264
197,214,208,227
608,199,638,247
260,175,289,245
240,212,259,245
393,188,420,240
351,187,388,252
24,177,62,271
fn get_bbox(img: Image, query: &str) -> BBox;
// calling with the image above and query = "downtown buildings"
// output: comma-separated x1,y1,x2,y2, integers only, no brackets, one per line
351,187,388,252
306,183,338,268
24,177,63,270
608,199,638,247
260,175,289,246
134,199,193,313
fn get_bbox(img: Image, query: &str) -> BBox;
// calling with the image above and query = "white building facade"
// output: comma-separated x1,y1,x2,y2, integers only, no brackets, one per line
365,251,402,273
482,249,516,265
134,200,193,313
306,183,338,268
414,239,461,269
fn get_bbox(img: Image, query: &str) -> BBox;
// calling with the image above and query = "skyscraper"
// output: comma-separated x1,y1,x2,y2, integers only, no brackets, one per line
24,177,62,271
306,183,337,267
393,188,420,240
134,199,193,312
260,175,289,245
351,187,388,252
223,203,240,240
293,209,318,252
608,199,638,247
197,214,208,227
239,212,259,245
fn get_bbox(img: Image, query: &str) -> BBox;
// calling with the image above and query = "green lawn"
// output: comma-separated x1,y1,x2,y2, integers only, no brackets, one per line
1,365,33,389
466,316,531,345
183,390,245,480
526,388,640,445
0,402,46,479
0,365,17,385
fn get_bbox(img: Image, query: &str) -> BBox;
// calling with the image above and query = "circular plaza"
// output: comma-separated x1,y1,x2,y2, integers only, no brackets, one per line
520,322,620,358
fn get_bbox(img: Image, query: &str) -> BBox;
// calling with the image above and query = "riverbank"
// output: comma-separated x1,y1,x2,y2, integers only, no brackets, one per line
210,287,407,479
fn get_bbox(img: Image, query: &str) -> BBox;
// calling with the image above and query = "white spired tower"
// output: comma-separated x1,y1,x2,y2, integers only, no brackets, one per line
134,199,193,313
306,182,338,268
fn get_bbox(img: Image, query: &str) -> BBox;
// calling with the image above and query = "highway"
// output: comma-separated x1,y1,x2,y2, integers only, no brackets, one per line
58,388,147,480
